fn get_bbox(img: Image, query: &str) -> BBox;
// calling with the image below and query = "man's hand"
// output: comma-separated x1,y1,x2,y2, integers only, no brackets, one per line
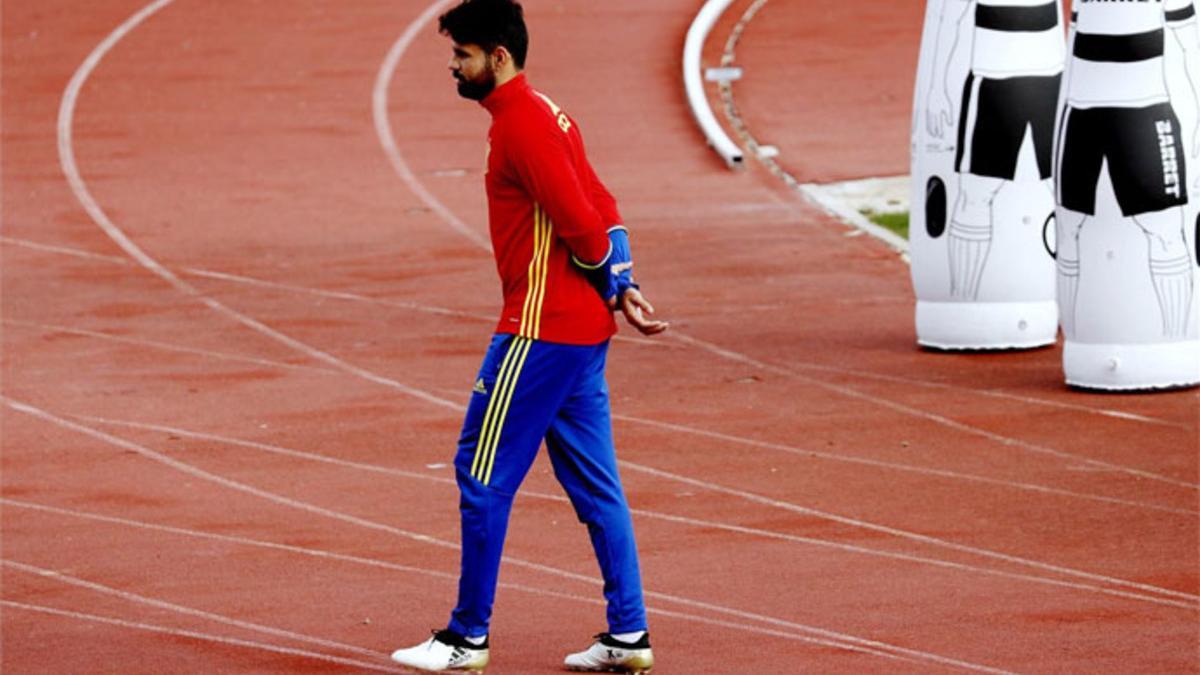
617,288,668,336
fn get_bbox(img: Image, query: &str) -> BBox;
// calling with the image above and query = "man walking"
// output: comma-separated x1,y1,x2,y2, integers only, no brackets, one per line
390,1,666,672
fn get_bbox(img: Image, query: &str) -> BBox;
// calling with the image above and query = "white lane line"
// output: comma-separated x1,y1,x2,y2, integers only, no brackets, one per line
0,499,904,661
3,234,1176,423
1,400,1007,671
0,601,401,673
57,0,462,413
5,397,462,556
16,204,1180,610
372,0,491,252
0,236,493,322
771,354,1186,429
1,498,464,579
615,414,1192,516
67,416,1197,610
0,236,674,350
3,560,380,658
4,320,339,375
620,461,1200,607
64,349,1184,521
1,236,131,264
0,501,916,664
20,233,1166,520
177,266,492,322
12,230,1177,517
673,332,1200,491
0,501,925,665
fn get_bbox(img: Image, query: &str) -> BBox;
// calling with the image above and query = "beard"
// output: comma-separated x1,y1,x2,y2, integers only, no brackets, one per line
455,65,497,101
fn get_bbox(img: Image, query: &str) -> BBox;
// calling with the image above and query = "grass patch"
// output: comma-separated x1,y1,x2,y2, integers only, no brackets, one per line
860,210,909,239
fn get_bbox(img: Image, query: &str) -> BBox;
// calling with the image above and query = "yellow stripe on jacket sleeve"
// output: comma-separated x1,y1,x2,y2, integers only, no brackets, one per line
530,213,552,339
522,210,540,339
518,207,554,340
518,208,541,339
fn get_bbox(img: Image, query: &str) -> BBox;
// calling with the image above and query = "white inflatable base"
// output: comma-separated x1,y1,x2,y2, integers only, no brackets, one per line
915,300,1058,350
1063,340,1200,391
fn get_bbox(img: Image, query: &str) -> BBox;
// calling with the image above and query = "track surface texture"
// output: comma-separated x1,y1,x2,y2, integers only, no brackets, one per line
2,1,1197,673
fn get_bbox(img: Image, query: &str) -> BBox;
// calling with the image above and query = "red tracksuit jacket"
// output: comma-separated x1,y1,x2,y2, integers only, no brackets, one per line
481,73,619,345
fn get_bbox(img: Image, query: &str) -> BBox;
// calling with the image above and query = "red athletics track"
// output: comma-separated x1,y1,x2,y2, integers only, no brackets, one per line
2,1,1197,673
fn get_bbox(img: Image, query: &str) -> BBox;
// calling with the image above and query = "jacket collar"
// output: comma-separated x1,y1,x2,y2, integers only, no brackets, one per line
481,72,529,115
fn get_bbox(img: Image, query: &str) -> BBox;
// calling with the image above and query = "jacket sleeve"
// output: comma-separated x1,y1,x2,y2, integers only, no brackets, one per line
506,118,611,265
576,133,623,228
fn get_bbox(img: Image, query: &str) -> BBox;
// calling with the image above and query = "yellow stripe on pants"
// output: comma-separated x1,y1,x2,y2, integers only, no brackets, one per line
470,338,523,480
479,337,532,486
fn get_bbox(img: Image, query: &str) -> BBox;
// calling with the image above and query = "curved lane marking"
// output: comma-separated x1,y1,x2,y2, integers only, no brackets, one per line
4,398,1010,672
0,601,401,672
22,226,1180,517
30,319,1182,517
57,0,462,413
0,236,492,321
3,560,381,658
6,234,1186,429
4,320,340,375
13,397,1198,619
371,0,491,251
616,413,1193,516
0,499,914,662
672,332,1200,491
620,460,1200,606
67,415,1199,610
0,502,918,664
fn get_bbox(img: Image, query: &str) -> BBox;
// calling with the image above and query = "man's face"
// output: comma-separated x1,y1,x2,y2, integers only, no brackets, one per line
448,43,497,101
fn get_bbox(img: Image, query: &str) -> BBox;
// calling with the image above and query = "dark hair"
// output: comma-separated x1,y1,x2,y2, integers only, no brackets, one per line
439,0,529,69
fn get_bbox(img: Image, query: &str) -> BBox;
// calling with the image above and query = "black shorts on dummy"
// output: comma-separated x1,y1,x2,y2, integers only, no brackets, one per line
955,72,1061,181
1058,103,1189,217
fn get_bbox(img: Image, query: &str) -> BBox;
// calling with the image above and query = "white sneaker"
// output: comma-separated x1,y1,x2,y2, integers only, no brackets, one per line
390,629,489,672
563,632,653,673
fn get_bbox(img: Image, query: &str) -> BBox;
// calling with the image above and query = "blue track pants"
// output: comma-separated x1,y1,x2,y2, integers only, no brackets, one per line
447,333,648,638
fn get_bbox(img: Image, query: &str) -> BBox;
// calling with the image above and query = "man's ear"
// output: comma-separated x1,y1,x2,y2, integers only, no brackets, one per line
491,45,513,68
